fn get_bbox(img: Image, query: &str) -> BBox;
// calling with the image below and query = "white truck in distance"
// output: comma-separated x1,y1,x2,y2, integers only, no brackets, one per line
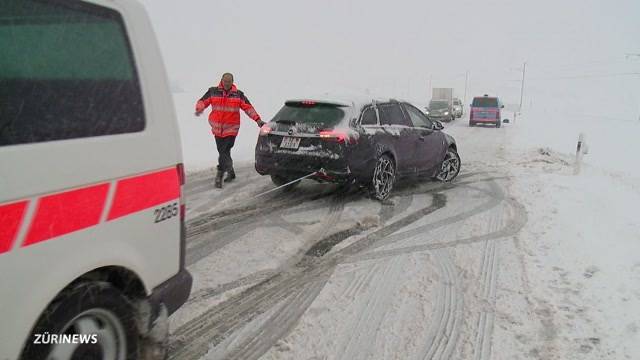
428,88,456,122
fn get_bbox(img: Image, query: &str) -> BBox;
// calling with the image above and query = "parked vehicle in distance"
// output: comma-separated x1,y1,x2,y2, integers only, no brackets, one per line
469,95,504,128
255,97,461,200
0,1,192,359
427,99,456,122
452,98,463,118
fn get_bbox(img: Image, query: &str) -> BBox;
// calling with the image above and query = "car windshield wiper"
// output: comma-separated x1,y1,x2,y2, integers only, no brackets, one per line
275,119,296,125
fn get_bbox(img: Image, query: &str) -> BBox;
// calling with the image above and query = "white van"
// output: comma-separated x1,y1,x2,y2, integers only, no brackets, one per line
0,1,192,359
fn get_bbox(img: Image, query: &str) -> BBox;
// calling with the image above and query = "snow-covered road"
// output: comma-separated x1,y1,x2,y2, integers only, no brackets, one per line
166,117,524,359
167,115,640,360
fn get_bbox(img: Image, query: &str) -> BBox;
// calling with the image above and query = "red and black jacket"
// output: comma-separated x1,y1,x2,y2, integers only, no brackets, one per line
195,82,261,137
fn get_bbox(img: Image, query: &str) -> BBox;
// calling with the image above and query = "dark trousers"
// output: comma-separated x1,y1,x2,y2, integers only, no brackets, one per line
215,136,236,171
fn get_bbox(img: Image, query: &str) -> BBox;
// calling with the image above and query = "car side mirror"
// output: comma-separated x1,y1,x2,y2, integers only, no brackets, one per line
503,119,510,123
432,121,444,130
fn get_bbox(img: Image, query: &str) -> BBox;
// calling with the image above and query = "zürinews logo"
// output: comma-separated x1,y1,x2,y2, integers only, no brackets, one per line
33,332,98,345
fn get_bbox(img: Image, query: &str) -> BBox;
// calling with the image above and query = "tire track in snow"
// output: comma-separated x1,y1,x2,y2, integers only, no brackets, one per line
416,249,462,360
183,192,346,307
336,256,406,360
210,277,329,360
170,195,348,359
172,174,525,359
185,185,342,266
473,205,503,360
170,191,447,359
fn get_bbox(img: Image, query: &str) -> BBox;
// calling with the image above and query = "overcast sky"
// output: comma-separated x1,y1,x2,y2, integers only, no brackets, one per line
138,0,640,120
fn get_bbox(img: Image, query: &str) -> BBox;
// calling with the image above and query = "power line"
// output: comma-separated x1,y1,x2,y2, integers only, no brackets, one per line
527,72,640,80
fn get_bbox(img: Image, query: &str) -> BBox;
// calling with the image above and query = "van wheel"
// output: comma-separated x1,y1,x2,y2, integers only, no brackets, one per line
271,174,300,190
434,148,461,182
21,282,139,360
496,121,501,128
369,154,396,201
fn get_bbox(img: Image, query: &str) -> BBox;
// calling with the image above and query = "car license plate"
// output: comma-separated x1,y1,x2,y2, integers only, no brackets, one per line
280,136,300,149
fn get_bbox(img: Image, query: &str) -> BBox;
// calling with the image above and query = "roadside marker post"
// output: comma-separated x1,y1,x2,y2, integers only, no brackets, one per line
574,133,588,175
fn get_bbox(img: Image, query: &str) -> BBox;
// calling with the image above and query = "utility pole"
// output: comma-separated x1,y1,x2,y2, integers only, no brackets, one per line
519,62,527,112
463,71,469,105
428,75,433,99
625,53,640,122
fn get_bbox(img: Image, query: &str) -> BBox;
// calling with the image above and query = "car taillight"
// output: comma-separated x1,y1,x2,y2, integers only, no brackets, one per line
177,163,186,268
259,125,272,136
177,163,185,186
176,163,185,219
319,130,357,144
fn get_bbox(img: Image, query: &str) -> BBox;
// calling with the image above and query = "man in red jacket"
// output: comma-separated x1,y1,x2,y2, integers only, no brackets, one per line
195,73,265,188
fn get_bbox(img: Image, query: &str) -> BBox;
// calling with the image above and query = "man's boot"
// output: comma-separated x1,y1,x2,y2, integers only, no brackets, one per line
214,169,224,188
224,167,236,183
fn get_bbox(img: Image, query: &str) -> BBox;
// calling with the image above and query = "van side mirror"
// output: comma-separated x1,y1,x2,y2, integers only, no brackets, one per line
503,119,510,123
501,105,504,108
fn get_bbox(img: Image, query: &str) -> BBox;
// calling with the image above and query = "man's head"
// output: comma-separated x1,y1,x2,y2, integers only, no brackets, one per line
221,73,234,91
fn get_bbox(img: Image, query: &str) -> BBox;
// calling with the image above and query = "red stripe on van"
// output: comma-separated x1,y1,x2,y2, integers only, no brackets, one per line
0,201,28,254
107,168,179,221
23,184,109,247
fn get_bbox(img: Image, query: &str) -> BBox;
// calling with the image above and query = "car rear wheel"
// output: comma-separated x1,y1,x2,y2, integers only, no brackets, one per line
434,148,461,182
369,154,396,201
270,174,300,190
21,282,139,360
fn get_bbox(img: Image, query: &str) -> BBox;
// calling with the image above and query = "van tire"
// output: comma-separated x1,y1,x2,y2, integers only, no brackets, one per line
21,282,140,360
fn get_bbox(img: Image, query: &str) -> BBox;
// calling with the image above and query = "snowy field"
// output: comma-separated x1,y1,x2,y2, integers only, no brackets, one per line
165,94,640,360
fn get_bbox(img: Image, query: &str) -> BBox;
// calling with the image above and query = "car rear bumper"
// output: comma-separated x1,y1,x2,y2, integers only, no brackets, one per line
255,153,353,182
470,118,499,123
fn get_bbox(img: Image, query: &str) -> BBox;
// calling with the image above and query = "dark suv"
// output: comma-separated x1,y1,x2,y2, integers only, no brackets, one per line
255,97,461,200
469,95,504,127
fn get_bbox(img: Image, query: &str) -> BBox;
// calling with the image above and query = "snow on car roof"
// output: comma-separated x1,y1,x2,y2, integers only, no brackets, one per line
285,93,403,113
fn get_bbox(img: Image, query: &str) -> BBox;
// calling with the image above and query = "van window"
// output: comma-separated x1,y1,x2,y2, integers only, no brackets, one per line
0,0,145,147
472,97,499,107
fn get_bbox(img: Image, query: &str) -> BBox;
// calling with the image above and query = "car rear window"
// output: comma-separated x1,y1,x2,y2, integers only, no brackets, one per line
472,97,499,107
273,102,347,127
0,0,145,147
